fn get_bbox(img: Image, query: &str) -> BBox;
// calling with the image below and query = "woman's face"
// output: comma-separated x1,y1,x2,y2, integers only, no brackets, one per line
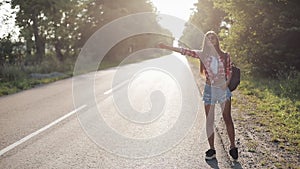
206,34,218,47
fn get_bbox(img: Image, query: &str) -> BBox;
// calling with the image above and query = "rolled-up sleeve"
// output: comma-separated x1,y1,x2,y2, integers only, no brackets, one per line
180,48,201,59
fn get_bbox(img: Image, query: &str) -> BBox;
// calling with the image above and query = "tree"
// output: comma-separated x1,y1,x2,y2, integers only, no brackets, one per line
12,0,47,63
180,0,225,48
181,0,300,76
44,0,81,61
0,34,24,65
77,0,160,48
214,0,300,76
78,0,172,63
9,0,172,67
11,0,81,63
190,0,225,33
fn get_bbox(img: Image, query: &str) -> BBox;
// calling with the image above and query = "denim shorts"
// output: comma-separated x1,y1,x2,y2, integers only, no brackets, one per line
203,84,232,105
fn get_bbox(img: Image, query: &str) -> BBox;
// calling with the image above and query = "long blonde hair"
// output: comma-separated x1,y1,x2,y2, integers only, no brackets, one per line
200,31,225,75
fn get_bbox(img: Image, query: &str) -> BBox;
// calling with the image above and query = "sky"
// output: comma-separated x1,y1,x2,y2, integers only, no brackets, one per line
0,1,18,39
151,0,198,45
150,0,198,65
150,0,197,20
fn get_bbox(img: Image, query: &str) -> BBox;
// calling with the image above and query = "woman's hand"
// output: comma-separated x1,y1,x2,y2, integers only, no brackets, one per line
221,81,229,90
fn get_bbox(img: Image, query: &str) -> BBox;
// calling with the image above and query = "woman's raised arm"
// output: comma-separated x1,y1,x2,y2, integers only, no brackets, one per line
158,42,200,59
158,43,181,53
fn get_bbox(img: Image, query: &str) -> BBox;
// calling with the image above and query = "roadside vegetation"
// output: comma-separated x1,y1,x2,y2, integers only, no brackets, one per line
225,72,300,168
238,73,300,152
0,60,72,96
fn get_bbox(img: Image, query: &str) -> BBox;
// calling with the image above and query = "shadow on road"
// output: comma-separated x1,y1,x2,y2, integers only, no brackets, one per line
231,161,243,169
205,159,243,169
205,158,220,169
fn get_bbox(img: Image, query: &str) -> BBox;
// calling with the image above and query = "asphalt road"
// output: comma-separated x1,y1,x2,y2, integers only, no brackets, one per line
0,55,233,168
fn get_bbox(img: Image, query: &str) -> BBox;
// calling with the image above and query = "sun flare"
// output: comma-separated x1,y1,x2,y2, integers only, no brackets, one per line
151,0,197,20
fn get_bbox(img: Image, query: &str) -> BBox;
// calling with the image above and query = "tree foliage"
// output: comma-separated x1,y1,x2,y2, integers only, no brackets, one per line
215,0,300,76
2,0,171,69
0,34,23,65
179,0,225,48
181,0,300,77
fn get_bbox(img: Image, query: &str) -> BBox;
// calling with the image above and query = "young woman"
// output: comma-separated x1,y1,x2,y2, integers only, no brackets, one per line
158,31,238,160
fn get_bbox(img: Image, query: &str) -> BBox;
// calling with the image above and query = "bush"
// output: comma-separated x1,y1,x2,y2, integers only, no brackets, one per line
0,54,76,96
239,74,300,152
0,64,26,82
277,71,300,101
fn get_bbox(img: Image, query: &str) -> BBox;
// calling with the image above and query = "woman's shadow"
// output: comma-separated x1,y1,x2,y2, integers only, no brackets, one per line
205,158,243,169
205,158,220,169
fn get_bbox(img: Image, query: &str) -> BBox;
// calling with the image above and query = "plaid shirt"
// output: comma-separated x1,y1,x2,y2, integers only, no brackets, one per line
180,48,232,84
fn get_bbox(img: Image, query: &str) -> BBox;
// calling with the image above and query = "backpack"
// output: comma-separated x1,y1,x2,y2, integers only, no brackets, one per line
224,54,240,92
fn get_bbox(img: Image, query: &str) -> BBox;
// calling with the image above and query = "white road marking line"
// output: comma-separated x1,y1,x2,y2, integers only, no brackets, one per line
0,105,87,156
104,80,130,95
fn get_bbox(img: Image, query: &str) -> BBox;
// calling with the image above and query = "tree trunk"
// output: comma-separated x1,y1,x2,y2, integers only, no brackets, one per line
55,40,64,62
32,14,45,63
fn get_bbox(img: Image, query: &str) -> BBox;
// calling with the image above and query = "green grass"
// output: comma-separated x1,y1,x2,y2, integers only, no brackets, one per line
0,76,70,97
0,58,74,97
238,75,300,152
246,140,258,153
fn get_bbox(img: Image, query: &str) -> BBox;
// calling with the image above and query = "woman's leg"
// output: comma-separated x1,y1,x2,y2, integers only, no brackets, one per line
221,98,236,148
205,104,215,149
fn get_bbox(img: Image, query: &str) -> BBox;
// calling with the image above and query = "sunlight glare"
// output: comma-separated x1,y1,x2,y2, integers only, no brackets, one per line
151,0,197,20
